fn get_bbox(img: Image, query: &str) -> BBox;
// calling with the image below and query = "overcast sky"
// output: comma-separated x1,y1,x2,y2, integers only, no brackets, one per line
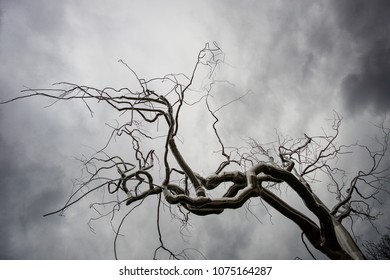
0,0,389,260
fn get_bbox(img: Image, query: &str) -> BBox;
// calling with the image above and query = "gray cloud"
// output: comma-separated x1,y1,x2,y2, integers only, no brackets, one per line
342,40,390,114
204,1,348,140
0,0,389,261
333,0,390,115
0,130,64,259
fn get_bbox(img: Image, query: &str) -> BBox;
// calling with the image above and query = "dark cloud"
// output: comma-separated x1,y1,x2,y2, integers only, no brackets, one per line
205,1,347,140
333,0,390,115
342,40,390,114
0,124,68,259
0,117,117,259
1,0,389,261
333,0,390,44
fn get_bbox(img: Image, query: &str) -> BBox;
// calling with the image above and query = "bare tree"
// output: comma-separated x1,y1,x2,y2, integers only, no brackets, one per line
2,43,389,259
364,227,390,259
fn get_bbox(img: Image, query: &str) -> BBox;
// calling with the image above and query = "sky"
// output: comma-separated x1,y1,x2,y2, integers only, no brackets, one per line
0,0,389,260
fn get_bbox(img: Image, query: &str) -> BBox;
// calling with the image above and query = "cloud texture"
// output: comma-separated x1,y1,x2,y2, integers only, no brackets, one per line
0,0,389,260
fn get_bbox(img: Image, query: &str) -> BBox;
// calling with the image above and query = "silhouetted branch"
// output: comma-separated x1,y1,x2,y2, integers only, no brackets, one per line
2,43,389,259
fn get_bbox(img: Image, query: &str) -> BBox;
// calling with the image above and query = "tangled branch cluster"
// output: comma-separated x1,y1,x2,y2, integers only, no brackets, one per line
3,43,389,260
